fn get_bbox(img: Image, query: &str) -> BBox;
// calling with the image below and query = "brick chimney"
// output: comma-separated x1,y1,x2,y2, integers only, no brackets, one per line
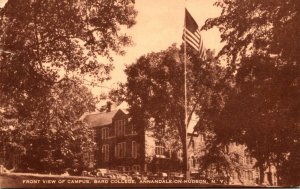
106,101,112,112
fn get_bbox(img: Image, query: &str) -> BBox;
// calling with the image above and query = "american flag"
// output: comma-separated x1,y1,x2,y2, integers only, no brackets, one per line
183,9,206,60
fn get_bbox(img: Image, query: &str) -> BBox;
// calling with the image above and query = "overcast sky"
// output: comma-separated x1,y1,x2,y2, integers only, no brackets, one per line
99,0,223,96
0,0,222,129
0,0,6,7
0,0,223,95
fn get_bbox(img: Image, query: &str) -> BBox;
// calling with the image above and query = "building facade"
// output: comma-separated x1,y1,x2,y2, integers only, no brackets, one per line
82,107,277,186
81,109,144,172
81,107,184,173
187,133,277,186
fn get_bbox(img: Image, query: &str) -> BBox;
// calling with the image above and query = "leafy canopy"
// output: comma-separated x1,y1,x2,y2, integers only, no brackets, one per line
201,0,300,185
111,44,226,173
0,0,137,101
0,0,137,173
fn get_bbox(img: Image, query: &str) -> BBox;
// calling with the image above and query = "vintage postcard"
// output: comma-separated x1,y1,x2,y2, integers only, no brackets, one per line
0,0,299,188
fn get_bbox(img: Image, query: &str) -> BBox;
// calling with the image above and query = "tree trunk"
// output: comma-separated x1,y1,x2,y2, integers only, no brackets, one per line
182,126,190,179
259,163,265,185
267,162,273,185
141,119,146,172
237,170,244,185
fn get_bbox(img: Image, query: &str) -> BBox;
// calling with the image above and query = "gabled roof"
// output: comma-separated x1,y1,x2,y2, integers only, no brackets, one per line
81,109,125,128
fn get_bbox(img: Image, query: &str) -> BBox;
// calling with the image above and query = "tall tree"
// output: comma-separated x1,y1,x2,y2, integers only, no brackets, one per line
202,0,300,185
111,44,225,174
0,79,97,173
0,0,137,109
0,0,137,173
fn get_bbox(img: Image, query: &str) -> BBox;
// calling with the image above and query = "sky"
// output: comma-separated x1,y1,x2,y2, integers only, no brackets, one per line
0,0,223,95
106,0,223,91
0,0,6,7
104,0,222,129
103,0,224,129
0,0,222,130
112,0,221,80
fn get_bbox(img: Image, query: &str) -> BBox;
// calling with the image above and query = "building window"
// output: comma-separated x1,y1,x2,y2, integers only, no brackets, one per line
191,156,196,167
199,134,205,142
125,166,131,172
132,141,138,158
117,166,125,172
115,119,126,136
233,171,237,180
114,145,117,158
132,165,140,172
110,126,116,137
155,142,164,155
101,127,109,139
116,142,126,158
165,150,171,158
83,150,94,166
237,155,242,163
91,129,97,141
130,124,137,135
102,144,109,162
249,171,253,180
190,140,195,149
245,154,252,164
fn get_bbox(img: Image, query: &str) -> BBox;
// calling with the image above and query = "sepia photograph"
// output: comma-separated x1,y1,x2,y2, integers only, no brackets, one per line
0,0,299,188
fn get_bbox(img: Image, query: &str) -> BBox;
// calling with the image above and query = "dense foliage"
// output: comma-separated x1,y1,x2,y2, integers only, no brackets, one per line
0,79,97,173
111,44,225,174
200,0,300,185
0,0,137,173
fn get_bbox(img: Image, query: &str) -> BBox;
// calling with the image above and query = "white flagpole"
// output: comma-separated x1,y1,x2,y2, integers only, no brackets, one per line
184,3,190,180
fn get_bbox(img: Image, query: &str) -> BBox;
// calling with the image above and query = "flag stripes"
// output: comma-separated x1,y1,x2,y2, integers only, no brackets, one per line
183,9,207,60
